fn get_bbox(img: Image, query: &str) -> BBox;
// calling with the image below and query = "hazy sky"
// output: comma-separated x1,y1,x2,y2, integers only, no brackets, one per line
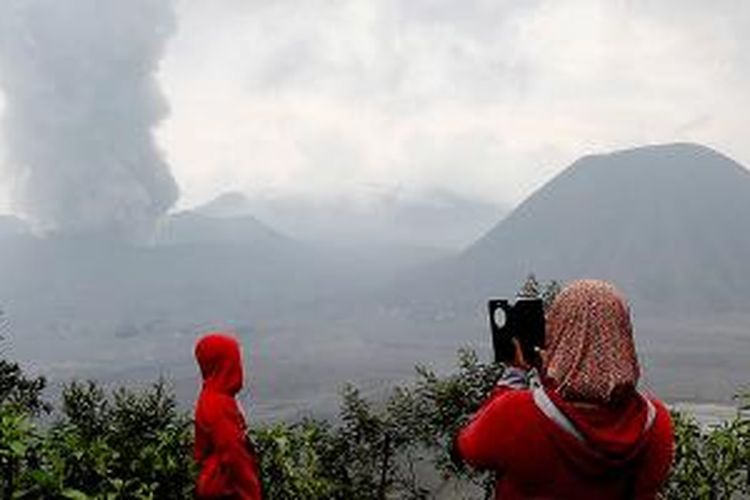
2,0,750,214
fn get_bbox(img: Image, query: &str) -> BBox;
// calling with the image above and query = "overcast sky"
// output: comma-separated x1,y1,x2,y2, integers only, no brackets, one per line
2,0,750,214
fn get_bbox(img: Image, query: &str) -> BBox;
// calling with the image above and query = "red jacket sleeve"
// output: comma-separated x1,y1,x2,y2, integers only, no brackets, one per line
202,395,263,500
456,385,518,470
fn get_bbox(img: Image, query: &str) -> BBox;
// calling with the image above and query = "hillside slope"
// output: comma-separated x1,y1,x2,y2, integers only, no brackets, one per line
410,143,750,315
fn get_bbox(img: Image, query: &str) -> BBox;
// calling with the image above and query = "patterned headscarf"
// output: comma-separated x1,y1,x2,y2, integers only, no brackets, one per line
543,280,640,404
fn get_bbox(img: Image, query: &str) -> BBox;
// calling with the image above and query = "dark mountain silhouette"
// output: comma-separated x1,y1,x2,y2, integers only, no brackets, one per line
407,143,750,315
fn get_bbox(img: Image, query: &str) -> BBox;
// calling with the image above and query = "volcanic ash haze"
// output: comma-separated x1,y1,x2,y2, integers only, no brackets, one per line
0,0,179,241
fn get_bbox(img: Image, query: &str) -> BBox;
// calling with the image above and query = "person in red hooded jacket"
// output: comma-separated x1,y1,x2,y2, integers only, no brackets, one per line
194,332,263,499
456,280,674,499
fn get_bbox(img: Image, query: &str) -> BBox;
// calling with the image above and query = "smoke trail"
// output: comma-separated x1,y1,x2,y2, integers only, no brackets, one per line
0,0,179,241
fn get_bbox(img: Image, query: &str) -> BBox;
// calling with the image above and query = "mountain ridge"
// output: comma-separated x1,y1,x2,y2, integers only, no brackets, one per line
403,142,750,316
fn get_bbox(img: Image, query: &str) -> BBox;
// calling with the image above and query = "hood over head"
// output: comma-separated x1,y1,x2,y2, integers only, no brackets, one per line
195,332,244,395
535,385,657,475
544,279,640,405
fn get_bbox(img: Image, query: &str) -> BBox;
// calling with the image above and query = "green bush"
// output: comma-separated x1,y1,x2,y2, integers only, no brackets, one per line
247,352,499,500
254,419,343,499
0,372,194,499
0,360,49,416
664,402,750,499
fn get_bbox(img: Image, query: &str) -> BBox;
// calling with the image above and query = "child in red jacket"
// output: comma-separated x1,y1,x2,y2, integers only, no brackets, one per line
194,332,263,499
456,280,674,499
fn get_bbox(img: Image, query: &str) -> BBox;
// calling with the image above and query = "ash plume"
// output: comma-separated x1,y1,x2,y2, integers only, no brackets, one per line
0,0,179,241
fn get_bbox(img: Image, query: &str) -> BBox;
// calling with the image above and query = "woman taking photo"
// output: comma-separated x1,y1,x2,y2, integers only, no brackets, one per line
456,280,674,499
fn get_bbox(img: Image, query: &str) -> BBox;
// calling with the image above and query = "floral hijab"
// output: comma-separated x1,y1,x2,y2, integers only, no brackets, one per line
543,280,640,404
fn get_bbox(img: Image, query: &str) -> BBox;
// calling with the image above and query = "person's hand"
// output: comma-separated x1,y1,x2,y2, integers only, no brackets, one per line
511,338,547,371
510,338,531,370
537,346,548,370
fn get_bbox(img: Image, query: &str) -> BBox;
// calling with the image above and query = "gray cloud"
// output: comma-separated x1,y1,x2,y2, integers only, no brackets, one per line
155,0,750,213
3,0,749,217
0,0,179,240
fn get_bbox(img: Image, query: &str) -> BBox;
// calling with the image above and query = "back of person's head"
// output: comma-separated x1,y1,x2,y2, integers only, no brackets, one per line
543,280,639,405
195,332,244,396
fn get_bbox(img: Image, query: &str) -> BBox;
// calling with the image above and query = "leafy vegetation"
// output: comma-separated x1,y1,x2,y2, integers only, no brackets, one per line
0,364,194,499
666,396,750,499
253,350,503,500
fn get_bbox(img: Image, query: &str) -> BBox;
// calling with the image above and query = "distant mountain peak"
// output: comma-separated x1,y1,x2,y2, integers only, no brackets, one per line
427,142,750,314
571,142,747,176
587,142,716,158
194,192,252,218
158,195,288,246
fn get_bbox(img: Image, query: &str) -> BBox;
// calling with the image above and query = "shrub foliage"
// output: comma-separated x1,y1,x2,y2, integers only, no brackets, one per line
0,363,194,499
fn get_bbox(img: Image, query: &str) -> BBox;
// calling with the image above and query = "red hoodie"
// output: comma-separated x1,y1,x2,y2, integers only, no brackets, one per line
194,333,263,500
457,383,674,499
